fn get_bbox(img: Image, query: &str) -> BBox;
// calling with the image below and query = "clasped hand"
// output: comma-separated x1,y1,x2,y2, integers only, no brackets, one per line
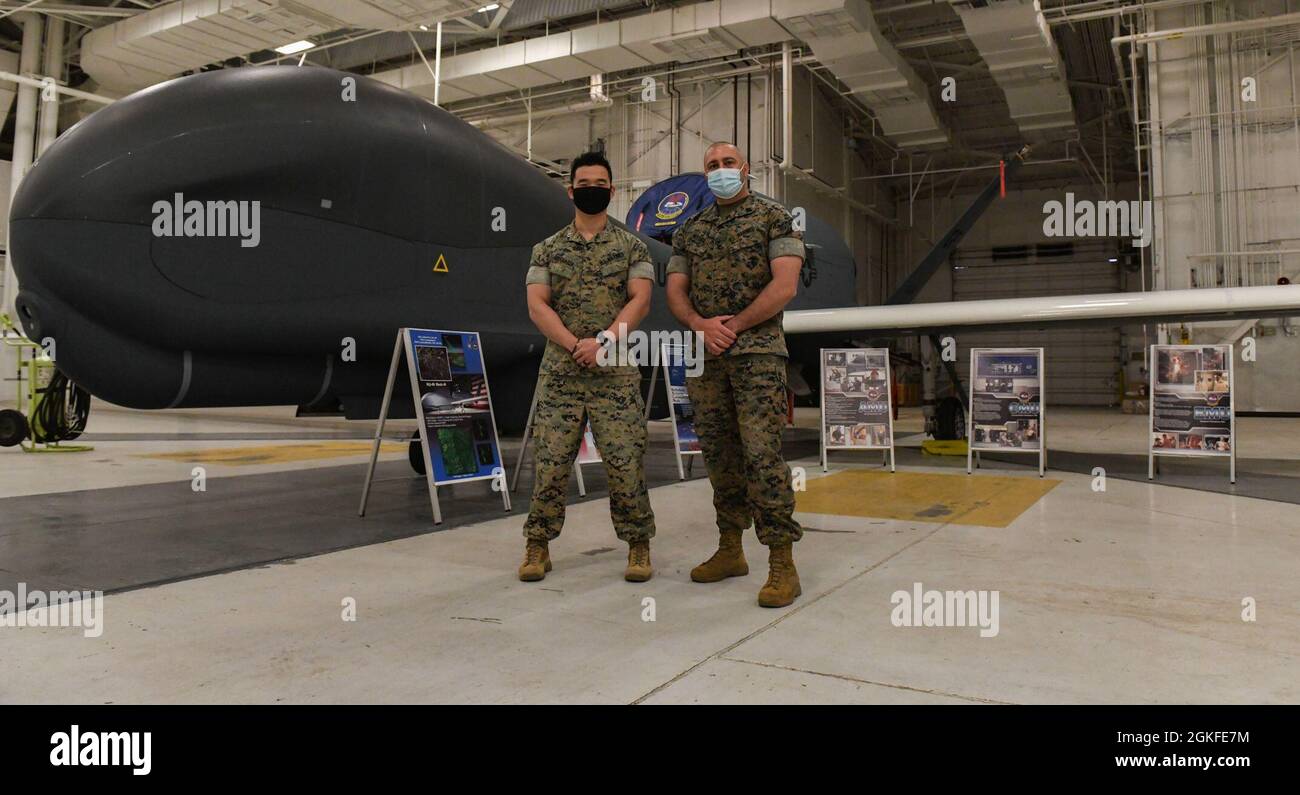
695,315,737,356
571,336,604,367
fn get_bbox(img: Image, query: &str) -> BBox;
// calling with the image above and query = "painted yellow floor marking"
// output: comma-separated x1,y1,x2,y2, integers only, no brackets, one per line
797,469,1060,528
135,441,404,466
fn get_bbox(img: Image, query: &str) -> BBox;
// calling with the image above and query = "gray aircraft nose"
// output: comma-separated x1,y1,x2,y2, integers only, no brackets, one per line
13,289,56,344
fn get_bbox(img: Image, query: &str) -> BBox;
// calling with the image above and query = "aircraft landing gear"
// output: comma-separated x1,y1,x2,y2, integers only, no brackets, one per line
408,432,426,476
934,396,966,441
0,409,29,447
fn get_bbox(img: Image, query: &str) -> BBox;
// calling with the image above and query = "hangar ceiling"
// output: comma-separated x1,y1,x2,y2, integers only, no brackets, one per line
0,0,1138,191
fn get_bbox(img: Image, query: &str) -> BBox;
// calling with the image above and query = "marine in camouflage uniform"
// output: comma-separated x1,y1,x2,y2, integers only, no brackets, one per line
667,175,805,606
522,222,657,557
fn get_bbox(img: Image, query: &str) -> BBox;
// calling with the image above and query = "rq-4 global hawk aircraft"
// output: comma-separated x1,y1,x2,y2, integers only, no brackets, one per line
8,67,1299,447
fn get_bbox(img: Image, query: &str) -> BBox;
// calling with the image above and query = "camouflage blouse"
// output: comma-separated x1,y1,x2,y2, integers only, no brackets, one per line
666,193,804,358
526,222,654,377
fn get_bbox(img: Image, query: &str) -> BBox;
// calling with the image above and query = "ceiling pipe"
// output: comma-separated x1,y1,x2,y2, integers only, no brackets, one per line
466,97,612,127
434,21,442,106
0,2,139,16
852,156,1077,181
0,70,115,105
1044,0,1209,25
780,40,792,202
1112,10,1300,46
4,12,42,320
37,16,64,156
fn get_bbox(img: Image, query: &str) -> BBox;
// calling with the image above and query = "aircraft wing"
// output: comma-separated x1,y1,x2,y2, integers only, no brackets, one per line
783,285,1300,337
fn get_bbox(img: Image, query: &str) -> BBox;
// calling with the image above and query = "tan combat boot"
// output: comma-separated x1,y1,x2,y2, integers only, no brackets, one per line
690,529,748,583
518,539,552,582
625,540,653,582
757,543,801,607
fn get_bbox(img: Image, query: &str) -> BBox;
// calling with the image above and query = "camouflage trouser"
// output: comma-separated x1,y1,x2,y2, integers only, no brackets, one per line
686,353,801,547
523,373,655,543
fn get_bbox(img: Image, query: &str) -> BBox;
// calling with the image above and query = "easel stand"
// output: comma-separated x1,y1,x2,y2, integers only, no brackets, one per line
822,445,894,473
966,348,1046,478
819,348,897,474
1147,343,1236,484
359,329,511,524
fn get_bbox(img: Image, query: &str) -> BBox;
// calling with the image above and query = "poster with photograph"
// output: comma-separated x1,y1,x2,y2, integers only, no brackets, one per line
821,348,892,450
662,344,701,455
970,350,1042,452
407,329,504,485
1150,344,1233,457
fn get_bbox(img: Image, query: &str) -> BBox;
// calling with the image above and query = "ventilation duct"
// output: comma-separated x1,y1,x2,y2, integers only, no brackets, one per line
952,0,1075,134
379,0,947,152
81,0,490,93
376,1,792,103
81,0,956,154
774,0,948,148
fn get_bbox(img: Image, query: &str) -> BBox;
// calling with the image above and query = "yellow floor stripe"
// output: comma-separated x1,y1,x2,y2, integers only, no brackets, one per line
135,441,405,466
797,469,1060,528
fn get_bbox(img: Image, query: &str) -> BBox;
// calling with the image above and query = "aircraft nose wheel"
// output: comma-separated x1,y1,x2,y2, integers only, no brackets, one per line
408,432,426,475
934,396,966,441
0,409,29,447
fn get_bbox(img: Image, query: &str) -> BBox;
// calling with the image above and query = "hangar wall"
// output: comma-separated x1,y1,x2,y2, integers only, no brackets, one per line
901,185,1143,305
899,184,1144,406
1146,0,1300,412
475,62,893,309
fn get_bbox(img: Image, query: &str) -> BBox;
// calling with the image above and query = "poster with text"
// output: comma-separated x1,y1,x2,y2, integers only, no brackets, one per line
970,350,1042,451
663,344,700,454
1150,344,1232,456
822,348,892,450
407,329,504,484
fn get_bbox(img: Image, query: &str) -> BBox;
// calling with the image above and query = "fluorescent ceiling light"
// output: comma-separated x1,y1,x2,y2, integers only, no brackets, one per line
274,40,314,55
478,3,499,12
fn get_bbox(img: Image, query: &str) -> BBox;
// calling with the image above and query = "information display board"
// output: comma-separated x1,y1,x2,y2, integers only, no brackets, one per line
1148,344,1235,483
820,348,895,472
408,329,504,484
967,348,1045,477
359,328,510,524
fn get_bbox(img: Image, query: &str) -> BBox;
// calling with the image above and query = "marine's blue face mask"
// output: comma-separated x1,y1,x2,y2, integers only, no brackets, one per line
707,167,745,199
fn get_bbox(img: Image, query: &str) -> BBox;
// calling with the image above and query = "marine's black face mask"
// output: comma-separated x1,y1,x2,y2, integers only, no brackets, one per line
572,186,612,215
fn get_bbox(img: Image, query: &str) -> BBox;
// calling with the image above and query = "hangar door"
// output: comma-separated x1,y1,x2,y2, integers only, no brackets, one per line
952,245,1121,406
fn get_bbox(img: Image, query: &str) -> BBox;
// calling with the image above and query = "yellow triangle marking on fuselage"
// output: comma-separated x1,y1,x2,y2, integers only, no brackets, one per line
433,254,449,273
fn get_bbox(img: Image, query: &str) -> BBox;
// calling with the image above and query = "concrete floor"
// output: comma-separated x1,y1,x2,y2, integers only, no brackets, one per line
1,402,1298,704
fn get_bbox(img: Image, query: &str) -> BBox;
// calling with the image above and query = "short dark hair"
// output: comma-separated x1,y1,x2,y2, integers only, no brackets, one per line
570,151,613,184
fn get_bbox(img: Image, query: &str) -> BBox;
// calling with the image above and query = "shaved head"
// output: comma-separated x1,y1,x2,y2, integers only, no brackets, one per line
704,141,747,170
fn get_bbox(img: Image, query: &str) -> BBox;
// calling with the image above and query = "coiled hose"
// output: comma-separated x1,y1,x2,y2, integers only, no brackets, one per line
32,370,91,443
